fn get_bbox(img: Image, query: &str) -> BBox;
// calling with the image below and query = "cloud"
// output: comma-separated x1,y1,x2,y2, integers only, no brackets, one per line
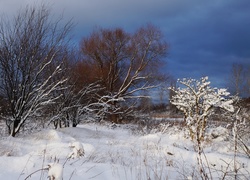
163,0,250,85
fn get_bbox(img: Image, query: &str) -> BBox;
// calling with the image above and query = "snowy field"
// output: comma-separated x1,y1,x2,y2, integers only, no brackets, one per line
0,122,249,180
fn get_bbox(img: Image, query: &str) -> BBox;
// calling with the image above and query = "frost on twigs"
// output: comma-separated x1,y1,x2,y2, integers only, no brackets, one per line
68,141,85,159
47,163,63,180
170,76,237,179
169,76,236,141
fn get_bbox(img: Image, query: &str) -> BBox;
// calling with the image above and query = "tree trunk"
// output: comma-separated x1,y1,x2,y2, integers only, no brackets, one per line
72,120,77,127
10,118,21,137
53,120,58,129
201,117,207,141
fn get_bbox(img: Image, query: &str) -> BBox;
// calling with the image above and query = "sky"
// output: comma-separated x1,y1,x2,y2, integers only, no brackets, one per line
0,0,250,89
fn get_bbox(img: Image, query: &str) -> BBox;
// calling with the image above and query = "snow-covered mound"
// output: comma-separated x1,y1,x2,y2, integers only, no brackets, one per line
209,126,230,141
68,141,85,158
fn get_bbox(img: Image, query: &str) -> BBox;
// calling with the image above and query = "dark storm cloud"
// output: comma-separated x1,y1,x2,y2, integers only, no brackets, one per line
163,0,250,87
0,0,249,88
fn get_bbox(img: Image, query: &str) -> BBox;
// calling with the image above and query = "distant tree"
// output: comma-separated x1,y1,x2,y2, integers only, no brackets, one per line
169,77,235,141
168,77,178,114
228,63,245,96
158,86,166,105
0,5,72,136
227,63,250,98
80,24,168,123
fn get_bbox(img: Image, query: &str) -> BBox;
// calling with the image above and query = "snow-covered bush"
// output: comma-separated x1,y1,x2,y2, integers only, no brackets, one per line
169,76,235,141
169,76,238,179
68,141,85,158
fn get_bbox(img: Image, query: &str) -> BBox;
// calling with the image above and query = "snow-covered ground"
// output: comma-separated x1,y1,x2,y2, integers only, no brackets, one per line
0,122,249,180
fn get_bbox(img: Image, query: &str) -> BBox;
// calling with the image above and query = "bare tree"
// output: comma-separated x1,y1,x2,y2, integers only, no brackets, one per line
0,5,72,136
80,24,168,123
228,64,249,97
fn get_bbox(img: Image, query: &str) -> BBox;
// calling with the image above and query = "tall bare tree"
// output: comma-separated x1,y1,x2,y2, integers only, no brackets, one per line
80,24,168,123
0,5,72,136
228,63,245,96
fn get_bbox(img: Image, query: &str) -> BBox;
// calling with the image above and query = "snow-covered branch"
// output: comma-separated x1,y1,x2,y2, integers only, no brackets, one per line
169,76,236,140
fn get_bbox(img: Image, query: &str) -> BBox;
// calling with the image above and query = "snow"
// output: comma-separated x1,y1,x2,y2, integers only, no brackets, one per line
209,126,229,141
0,123,249,180
47,163,63,180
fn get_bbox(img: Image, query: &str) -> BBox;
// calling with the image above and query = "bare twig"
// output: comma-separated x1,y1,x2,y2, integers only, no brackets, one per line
24,167,49,180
